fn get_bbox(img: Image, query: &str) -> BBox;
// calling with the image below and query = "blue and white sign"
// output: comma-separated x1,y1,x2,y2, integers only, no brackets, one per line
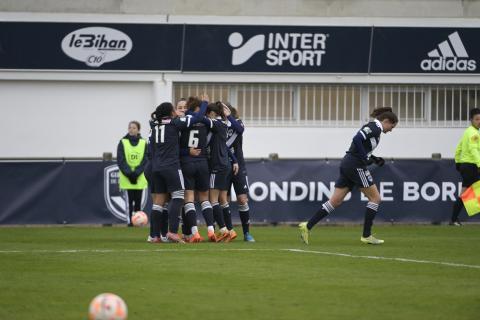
0,160,476,224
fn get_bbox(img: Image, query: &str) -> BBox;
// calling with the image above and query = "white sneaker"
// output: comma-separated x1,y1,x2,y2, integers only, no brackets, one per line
160,236,170,243
147,236,161,243
360,235,384,245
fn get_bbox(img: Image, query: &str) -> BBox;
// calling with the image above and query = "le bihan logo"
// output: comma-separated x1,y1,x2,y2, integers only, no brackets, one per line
421,31,476,72
61,27,133,67
228,32,328,67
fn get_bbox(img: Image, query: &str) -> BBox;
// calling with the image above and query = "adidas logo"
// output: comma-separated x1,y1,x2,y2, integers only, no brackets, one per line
420,31,476,71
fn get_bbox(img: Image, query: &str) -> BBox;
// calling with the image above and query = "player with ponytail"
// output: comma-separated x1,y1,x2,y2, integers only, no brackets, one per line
299,107,398,245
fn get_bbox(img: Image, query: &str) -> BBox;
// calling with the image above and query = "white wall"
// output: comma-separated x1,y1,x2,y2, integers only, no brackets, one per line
1,80,155,157
0,78,466,159
0,77,463,160
1,0,480,18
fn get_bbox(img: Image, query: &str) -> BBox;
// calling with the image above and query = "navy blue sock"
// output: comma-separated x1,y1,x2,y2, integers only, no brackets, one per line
222,203,233,230
212,203,226,229
307,201,334,230
151,204,163,238
181,207,189,236
239,203,250,234
363,202,379,237
201,201,214,227
160,204,169,237
184,202,197,234
168,197,184,234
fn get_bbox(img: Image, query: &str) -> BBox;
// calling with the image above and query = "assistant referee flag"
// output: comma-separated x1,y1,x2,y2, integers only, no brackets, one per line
461,181,480,216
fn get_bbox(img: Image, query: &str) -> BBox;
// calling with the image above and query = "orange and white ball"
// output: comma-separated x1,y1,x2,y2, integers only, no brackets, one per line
88,293,127,320
131,211,148,227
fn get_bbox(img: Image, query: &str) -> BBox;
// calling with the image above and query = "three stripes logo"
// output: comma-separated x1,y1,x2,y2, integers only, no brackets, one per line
420,31,476,72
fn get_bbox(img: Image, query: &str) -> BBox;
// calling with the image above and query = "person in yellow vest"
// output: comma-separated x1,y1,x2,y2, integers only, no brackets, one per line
117,121,148,226
452,108,480,226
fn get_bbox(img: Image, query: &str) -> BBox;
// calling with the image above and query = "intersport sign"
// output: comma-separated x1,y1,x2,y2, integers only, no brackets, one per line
182,25,371,73
228,32,328,67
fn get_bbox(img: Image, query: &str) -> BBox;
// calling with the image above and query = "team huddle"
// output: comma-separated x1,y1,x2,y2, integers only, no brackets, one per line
141,95,255,244
118,97,403,245
120,96,476,245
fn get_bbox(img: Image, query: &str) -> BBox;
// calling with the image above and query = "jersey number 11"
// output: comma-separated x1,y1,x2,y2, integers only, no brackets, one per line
155,125,165,143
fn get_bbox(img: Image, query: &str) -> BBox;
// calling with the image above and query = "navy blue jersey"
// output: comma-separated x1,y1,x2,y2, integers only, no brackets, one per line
226,119,246,170
342,120,383,167
149,116,192,171
179,118,211,163
207,117,230,171
146,119,157,162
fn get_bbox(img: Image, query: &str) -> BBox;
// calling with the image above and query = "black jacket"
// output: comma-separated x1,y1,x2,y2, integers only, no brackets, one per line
116,134,147,178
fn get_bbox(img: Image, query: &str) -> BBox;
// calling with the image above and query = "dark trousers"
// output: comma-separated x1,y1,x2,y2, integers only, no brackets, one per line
452,163,480,222
126,189,143,223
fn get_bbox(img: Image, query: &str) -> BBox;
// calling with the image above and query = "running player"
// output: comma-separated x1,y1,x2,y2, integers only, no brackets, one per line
451,107,480,225
299,107,398,245
149,101,207,243
226,104,255,242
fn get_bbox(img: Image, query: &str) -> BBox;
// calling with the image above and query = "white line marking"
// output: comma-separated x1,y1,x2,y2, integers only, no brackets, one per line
0,248,479,270
284,249,480,270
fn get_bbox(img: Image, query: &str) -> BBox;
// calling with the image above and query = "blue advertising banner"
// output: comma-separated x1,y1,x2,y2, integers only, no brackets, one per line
1,22,479,74
244,159,474,223
370,27,480,74
182,25,372,73
0,22,183,70
0,159,476,225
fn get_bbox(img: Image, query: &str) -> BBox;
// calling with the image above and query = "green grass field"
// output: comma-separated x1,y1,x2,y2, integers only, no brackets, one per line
0,225,479,320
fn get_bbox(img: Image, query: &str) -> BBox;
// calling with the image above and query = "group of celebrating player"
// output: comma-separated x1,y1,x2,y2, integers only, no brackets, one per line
136,97,400,245
120,97,478,246
143,95,255,244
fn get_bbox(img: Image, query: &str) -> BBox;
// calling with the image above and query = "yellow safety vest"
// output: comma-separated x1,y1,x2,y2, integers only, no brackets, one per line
455,125,480,167
119,138,148,190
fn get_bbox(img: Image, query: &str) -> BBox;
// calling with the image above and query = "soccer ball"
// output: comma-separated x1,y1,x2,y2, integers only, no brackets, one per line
131,211,148,227
88,293,128,320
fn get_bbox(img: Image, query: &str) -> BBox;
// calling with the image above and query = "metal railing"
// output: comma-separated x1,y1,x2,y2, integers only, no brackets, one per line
173,83,478,127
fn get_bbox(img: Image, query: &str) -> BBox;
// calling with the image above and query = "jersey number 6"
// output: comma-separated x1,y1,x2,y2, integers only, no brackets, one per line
188,130,199,148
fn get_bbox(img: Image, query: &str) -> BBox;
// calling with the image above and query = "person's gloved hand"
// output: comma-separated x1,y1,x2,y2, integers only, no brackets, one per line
128,174,138,184
370,155,385,167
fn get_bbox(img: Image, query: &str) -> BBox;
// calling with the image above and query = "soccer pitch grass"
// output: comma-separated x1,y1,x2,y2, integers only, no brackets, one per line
0,225,479,320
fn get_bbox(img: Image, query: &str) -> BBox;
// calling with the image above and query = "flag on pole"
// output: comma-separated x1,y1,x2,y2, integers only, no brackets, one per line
460,180,480,216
